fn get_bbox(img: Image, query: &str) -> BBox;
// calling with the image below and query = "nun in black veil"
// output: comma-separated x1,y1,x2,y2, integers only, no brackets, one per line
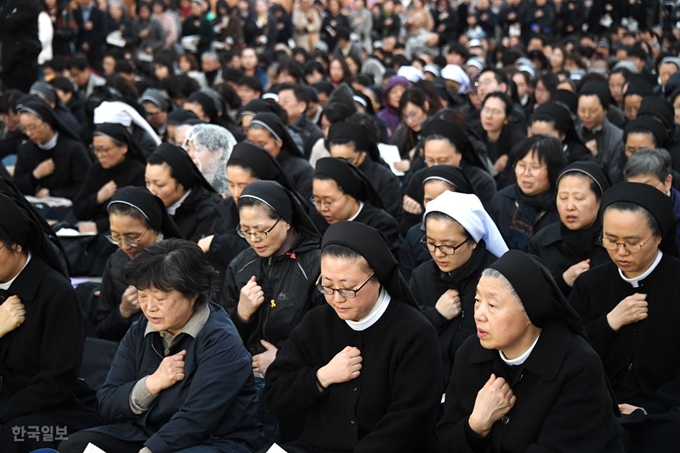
0,193,100,453
146,143,222,242
265,221,443,453
438,250,625,452
569,182,680,452
313,157,400,256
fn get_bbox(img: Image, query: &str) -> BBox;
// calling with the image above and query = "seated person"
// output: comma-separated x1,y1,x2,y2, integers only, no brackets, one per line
438,251,625,452
529,162,612,297
13,97,90,201
410,191,508,387
313,157,400,256
0,194,100,453
265,221,443,452
569,182,680,452
92,187,182,342
60,239,262,453
146,143,222,242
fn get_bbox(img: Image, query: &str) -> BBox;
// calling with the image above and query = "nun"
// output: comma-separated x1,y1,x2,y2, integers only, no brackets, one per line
94,100,162,158
529,102,593,164
185,123,237,197
400,165,476,281
0,194,100,453
326,121,402,221
313,157,400,256
139,88,173,139
146,143,222,242
402,119,496,232
410,191,508,387
437,251,626,452
92,187,182,342
265,221,443,453
529,162,612,297
73,123,147,234
569,182,680,452
184,88,246,142
247,112,314,200
13,97,90,201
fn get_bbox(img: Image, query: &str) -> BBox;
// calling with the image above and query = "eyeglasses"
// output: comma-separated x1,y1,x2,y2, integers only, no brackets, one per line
94,146,117,155
315,272,375,298
600,234,654,254
106,229,150,248
421,237,469,255
310,195,344,209
515,162,545,175
22,122,45,134
402,111,422,121
481,107,505,116
237,217,281,240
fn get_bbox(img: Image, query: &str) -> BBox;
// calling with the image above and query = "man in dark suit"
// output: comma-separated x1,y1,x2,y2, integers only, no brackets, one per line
73,0,107,72
0,0,40,92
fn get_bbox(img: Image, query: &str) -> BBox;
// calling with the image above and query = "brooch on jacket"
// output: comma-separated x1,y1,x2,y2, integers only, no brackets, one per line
286,251,297,260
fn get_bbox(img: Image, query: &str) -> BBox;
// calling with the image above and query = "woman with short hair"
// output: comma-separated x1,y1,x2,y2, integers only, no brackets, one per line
437,250,625,452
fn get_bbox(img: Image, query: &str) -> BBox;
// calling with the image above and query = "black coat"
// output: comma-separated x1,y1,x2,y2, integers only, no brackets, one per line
489,184,560,252
72,158,146,233
398,221,430,282
13,135,91,200
0,0,40,74
220,232,322,356
528,222,611,297
0,256,89,423
409,244,498,387
278,148,314,201
320,13,350,50
569,255,680,415
265,301,443,453
92,249,142,342
171,185,222,242
207,197,249,274
357,158,402,222
334,203,401,259
437,321,626,453
73,5,108,61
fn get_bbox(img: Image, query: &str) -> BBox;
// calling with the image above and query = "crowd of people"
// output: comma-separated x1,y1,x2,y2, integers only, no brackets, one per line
1,0,680,452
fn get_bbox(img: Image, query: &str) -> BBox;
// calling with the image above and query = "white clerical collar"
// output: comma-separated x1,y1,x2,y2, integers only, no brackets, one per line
0,252,32,290
347,202,365,221
167,189,192,216
619,250,663,288
499,333,540,366
345,287,391,331
37,132,59,150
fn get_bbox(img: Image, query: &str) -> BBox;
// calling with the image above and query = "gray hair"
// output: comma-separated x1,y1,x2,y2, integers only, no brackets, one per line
480,268,525,312
202,51,220,63
623,148,672,182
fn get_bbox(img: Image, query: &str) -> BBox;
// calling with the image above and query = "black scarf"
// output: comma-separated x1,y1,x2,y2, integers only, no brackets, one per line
508,184,555,252
438,240,488,288
559,221,600,261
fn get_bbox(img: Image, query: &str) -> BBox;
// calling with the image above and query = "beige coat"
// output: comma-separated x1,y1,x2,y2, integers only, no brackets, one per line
292,6,321,52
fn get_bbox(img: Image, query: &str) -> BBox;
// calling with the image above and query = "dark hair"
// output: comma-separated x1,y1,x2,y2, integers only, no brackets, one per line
107,74,139,99
352,74,372,87
213,82,241,110
323,101,357,125
424,211,471,239
320,243,374,276
535,72,559,95
603,202,661,238
238,75,263,94
161,74,200,102
147,155,182,186
413,80,444,113
115,60,134,74
347,113,381,144
178,53,199,71
108,203,153,229
513,135,567,188
0,89,25,114
398,88,436,116
478,68,507,87
481,91,513,117
432,108,466,130
276,60,304,83
49,76,75,94
124,239,218,308
304,61,327,78
237,196,280,219
136,1,152,15
0,225,19,251
329,57,351,83
336,27,351,42
67,54,89,71
610,66,631,81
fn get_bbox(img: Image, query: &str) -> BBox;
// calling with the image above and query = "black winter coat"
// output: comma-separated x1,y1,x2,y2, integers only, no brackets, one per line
92,249,142,342
357,158,402,222
278,148,314,201
569,255,680,415
13,135,91,200
72,157,146,233
409,244,498,387
74,5,108,61
171,185,221,242
265,300,443,453
437,321,626,452
528,222,610,297
207,197,249,274
0,0,40,73
220,232,322,356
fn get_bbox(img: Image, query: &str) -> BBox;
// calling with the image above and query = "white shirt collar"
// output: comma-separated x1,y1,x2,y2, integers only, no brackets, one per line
618,250,663,288
345,287,391,331
167,189,192,216
37,131,59,150
0,253,32,290
347,202,364,222
499,333,540,366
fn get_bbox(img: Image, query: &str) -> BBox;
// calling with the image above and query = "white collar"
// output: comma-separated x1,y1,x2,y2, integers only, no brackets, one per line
345,287,391,331
0,253,32,290
347,202,365,221
167,189,192,216
618,250,663,288
37,131,59,150
499,333,540,366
